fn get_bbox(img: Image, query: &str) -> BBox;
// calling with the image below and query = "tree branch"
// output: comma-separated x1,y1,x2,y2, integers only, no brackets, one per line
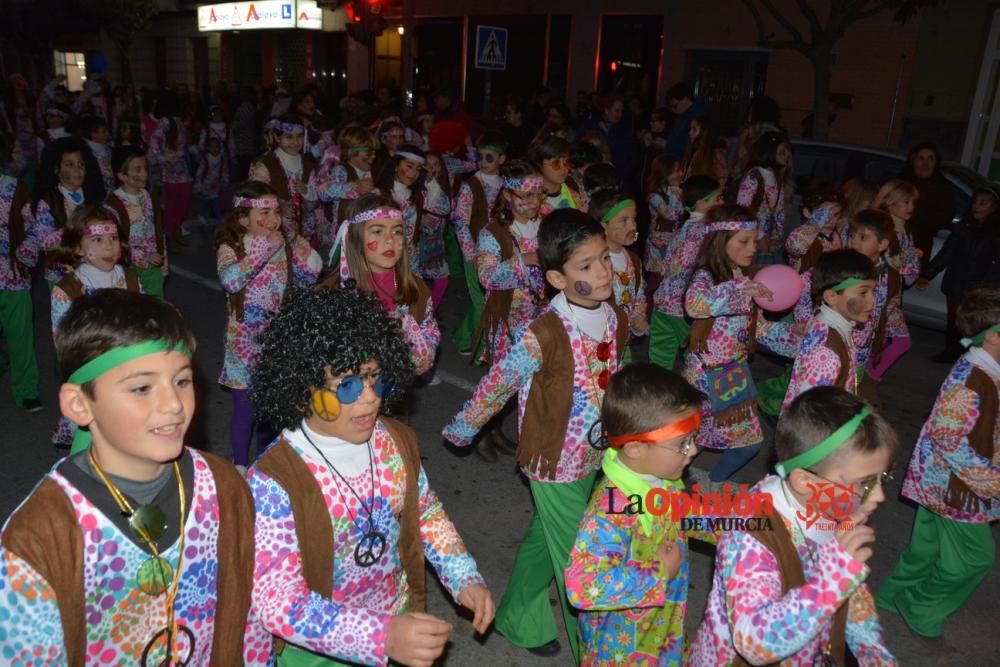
795,0,824,35
758,0,806,44
743,0,809,52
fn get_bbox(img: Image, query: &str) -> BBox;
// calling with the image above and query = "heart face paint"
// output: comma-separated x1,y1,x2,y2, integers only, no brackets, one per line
575,280,593,296
367,240,379,252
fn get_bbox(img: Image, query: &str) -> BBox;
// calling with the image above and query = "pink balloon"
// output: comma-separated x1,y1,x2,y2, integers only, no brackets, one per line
752,264,803,312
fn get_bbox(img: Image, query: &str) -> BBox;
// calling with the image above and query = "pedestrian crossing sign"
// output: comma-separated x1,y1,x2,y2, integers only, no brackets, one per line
475,25,508,71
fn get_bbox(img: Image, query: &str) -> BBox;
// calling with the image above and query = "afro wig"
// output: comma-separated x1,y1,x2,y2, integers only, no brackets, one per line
249,283,415,430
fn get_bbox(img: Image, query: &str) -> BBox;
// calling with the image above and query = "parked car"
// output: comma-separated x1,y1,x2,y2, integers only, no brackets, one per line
789,140,998,330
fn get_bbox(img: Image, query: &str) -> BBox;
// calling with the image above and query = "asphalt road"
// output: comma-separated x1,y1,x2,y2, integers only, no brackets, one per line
2,226,998,666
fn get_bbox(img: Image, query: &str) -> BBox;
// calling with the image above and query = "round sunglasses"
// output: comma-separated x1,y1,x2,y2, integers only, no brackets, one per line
331,372,395,404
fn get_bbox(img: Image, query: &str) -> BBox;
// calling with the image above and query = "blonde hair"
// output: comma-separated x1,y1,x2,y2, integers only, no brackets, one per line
337,125,378,154
873,179,918,216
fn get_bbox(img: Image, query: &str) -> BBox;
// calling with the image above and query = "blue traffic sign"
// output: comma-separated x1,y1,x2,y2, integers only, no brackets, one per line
475,25,507,71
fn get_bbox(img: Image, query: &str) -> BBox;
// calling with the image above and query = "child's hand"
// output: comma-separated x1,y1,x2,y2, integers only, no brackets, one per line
915,277,929,290
356,177,375,194
293,180,309,196
658,539,683,581
385,612,452,667
630,312,649,334
743,281,773,301
266,229,284,247
457,583,495,634
835,508,876,565
149,253,164,267
521,252,540,267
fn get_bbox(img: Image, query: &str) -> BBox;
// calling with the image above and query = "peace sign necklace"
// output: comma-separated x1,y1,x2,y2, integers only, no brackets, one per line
301,430,387,568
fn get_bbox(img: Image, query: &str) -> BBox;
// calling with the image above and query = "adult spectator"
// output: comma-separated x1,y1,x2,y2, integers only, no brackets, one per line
231,85,260,179
900,143,956,271
664,82,707,159
580,96,639,191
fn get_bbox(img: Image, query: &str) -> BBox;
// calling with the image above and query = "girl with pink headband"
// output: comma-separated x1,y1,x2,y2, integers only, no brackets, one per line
49,204,141,448
681,204,798,490
321,193,440,377
215,180,321,473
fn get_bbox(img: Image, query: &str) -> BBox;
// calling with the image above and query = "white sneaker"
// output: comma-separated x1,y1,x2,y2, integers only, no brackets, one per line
426,373,441,386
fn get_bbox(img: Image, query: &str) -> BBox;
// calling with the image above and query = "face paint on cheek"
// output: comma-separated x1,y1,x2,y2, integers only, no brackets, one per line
846,296,867,318
84,247,99,263
367,240,379,252
575,280,593,296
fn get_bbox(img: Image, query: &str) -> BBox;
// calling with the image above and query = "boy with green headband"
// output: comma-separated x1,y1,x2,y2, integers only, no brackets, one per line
0,289,255,664
590,189,648,341
782,249,876,411
877,285,1000,638
691,386,898,665
565,363,716,666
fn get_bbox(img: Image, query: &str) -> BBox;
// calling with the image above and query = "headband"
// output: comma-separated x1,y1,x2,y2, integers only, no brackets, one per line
607,412,701,448
962,322,1000,348
396,151,425,164
600,199,637,224
233,196,280,209
346,145,373,154
683,188,721,214
706,219,756,232
84,222,118,237
68,340,193,454
830,276,869,292
266,119,305,135
503,175,544,192
480,144,505,156
330,207,404,281
774,407,872,478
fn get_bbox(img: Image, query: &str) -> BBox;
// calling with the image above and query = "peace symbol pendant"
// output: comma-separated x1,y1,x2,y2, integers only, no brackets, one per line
588,419,608,450
141,623,195,666
354,530,387,568
137,556,174,596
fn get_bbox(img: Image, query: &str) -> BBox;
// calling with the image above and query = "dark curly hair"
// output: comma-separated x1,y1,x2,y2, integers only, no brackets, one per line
249,284,415,430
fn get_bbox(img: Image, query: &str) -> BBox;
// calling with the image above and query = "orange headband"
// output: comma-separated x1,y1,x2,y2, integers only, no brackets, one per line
607,412,702,448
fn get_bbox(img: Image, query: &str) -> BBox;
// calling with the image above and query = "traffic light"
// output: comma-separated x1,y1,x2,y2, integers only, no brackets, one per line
346,0,387,46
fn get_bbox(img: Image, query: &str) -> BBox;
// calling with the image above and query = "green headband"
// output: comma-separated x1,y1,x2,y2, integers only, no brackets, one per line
962,322,1000,348
600,199,637,224
345,146,373,154
68,340,192,454
774,407,872,478
830,276,868,292
683,188,720,214
481,145,505,156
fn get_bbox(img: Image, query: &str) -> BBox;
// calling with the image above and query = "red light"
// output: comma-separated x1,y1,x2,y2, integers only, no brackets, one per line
610,60,618,72
346,4,361,22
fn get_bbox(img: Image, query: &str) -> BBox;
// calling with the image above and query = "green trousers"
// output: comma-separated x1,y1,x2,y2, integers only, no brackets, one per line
495,472,597,662
451,259,485,356
278,644,357,667
134,265,165,299
648,311,689,371
0,289,40,406
875,505,995,638
444,225,465,283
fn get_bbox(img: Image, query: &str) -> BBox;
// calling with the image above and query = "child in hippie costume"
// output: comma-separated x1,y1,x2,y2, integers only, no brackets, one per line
315,125,378,262
736,131,791,265
566,364,719,666
251,115,318,241
105,146,167,298
782,249,877,411
531,135,589,216
322,194,440,376
682,206,798,485
876,286,1000,638
245,285,494,665
0,290,255,665
648,175,723,372
444,210,631,662
215,181,322,470
691,386,898,666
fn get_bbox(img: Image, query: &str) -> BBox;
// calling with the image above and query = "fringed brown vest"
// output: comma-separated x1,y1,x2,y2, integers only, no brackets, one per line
825,328,852,392
6,180,31,278
472,222,517,363
0,451,255,667
254,418,426,654
56,266,141,300
466,176,491,243
870,265,902,366
517,305,631,480
335,163,363,226
260,152,315,232
945,367,998,513
732,515,848,667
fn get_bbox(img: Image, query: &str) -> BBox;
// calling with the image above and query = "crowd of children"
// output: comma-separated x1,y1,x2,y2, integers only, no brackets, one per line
0,83,997,667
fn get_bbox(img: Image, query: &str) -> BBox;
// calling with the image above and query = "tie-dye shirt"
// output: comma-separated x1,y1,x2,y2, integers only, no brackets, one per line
245,420,484,665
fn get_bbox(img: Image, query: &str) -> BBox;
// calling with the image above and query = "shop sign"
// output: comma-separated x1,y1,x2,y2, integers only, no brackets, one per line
198,1,322,31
